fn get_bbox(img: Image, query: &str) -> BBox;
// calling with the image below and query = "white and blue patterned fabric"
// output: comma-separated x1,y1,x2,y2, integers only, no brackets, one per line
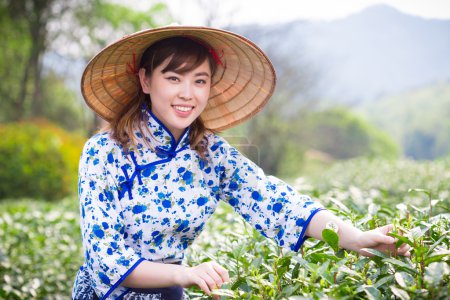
72,107,325,299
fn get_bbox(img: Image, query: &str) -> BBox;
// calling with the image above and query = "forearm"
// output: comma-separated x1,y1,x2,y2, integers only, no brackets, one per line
121,261,184,288
305,210,363,252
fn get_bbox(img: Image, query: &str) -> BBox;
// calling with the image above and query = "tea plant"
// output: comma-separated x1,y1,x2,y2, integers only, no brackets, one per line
186,192,449,299
0,158,449,299
0,198,83,299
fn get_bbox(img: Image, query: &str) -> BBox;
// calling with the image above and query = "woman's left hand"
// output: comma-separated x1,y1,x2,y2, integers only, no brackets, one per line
354,224,411,257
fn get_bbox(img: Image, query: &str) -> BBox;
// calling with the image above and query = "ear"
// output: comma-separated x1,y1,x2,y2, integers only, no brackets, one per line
138,68,151,94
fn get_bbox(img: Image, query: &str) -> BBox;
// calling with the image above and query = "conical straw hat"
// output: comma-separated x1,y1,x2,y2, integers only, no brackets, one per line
81,26,276,131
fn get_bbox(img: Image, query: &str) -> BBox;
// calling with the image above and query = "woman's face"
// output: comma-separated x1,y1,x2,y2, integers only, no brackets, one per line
139,58,211,141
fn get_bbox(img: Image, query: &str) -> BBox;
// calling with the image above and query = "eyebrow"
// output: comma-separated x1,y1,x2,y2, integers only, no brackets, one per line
194,72,210,77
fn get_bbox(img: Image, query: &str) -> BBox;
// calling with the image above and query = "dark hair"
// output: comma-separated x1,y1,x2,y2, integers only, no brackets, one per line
140,37,217,78
108,37,218,157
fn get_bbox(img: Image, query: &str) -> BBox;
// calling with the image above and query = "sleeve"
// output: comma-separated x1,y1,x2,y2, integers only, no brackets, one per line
209,135,325,251
78,137,144,299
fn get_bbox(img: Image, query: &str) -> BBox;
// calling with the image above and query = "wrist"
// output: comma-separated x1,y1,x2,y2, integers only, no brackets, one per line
338,224,364,253
343,230,364,253
173,265,189,287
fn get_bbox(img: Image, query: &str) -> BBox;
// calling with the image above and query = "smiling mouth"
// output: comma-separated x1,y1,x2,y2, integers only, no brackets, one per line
172,105,194,112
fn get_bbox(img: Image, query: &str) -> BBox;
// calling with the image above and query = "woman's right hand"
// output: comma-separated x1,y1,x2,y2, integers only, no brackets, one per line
175,261,229,298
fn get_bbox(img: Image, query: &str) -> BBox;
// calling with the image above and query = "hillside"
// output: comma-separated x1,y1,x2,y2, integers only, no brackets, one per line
358,82,450,159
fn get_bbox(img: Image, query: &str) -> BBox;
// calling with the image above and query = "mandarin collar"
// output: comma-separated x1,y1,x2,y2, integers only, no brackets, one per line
136,105,191,153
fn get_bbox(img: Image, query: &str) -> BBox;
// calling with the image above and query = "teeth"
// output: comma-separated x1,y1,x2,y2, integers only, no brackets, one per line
173,106,193,112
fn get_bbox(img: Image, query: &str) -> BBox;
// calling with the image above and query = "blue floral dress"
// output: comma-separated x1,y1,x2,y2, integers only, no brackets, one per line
72,108,325,300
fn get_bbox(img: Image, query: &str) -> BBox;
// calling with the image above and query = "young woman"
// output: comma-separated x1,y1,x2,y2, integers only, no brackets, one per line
72,26,410,300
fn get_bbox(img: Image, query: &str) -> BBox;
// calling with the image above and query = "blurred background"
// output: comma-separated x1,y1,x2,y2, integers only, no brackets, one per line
1,1,450,298
1,0,449,197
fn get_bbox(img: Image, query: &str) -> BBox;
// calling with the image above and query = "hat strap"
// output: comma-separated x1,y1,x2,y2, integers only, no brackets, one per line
126,53,139,76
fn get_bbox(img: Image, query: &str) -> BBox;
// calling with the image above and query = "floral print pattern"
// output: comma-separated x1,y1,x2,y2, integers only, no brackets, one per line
72,108,324,299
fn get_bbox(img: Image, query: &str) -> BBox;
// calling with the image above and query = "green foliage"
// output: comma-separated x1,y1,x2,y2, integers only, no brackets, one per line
0,0,171,133
359,82,450,159
0,5,31,122
41,71,91,132
186,159,449,299
0,120,84,200
228,106,399,178
0,159,449,298
0,198,82,299
307,157,450,210
296,108,400,160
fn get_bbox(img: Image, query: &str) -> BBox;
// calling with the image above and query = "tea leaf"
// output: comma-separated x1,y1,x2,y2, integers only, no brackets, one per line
388,232,414,247
390,286,410,300
322,228,339,252
363,286,382,300
383,258,418,274
361,248,388,258
211,288,237,298
424,249,450,266
373,274,394,288
394,272,414,288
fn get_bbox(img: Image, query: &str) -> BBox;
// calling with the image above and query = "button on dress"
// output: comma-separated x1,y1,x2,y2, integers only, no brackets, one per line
72,108,325,299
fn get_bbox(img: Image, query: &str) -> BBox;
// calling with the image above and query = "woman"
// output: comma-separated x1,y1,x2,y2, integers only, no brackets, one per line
72,26,410,300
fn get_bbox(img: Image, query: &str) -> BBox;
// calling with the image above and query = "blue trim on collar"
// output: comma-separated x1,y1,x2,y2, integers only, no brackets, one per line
146,107,189,150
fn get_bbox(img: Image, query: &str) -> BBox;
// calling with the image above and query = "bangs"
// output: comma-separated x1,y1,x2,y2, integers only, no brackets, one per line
162,51,208,74
140,37,216,76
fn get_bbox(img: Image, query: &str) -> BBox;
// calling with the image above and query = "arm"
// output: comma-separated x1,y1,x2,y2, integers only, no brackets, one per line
121,261,229,296
305,210,411,257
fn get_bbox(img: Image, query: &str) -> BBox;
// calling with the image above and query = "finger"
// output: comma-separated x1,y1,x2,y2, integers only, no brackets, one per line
200,273,218,294
194,277,211,295
398,244,411,256
374,231,396,244
379,224,394,235
206,266,223,287
212,262,230,283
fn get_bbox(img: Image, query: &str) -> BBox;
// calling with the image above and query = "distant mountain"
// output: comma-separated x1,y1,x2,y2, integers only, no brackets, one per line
233,5,450,105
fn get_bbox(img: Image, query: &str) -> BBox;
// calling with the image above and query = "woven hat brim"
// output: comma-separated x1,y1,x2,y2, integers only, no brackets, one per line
81,26,276,131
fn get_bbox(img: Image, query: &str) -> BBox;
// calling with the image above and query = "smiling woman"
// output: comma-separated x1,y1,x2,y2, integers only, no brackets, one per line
73,26,410,300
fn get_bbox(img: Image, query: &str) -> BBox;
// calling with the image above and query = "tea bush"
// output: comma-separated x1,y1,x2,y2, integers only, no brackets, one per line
0,158,449,299
0,119,84,200
0,198,83,299
185,194,449,299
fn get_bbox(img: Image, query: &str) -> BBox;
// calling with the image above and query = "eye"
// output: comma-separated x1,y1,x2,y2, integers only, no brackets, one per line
167,76,180,82
196,79,208,85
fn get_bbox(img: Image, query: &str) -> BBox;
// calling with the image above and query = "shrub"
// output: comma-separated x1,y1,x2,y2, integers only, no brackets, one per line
0,119,84,201
0,198,82,299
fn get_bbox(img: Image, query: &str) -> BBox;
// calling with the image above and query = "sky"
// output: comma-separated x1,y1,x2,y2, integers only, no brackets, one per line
155,0,450,26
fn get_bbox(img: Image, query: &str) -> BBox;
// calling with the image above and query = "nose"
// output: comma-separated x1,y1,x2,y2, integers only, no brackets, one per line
179,81,193,101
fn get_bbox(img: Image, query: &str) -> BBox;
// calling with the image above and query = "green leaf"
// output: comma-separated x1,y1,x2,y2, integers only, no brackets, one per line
394,272,414,288
230,277,246,290
424,250,450,266
408,188,431,198
390,286,410,300
361,248,388,258
373,274,394,288
363,286,382,300
382,258,419,275
322,228,339,252
388,232,414,247
211,289,237,298
409,226,430,240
